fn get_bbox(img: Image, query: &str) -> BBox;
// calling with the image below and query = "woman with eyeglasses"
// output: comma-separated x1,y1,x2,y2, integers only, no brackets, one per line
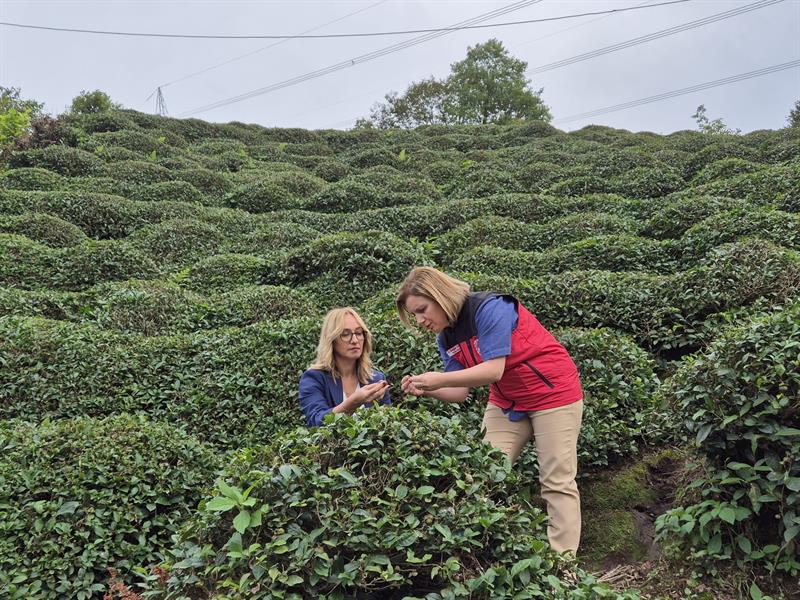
395,266,584,556
299,307,391,427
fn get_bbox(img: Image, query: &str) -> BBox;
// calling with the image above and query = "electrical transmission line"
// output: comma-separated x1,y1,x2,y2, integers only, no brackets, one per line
0,0,691,40
528,0,785,75
177,0,546,117
553,60,800,124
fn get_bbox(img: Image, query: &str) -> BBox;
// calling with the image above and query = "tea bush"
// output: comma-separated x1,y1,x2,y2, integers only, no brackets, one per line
106,160,173,186
311,158,352,182
610,166,685,199
271,231,426,306
53,240,160,290
0,233,53,288
451,234,675,277
691,157,762,185
0,414,221,600
86,129,164,154
206,285,319,327
173,167,232,195
0,167,64,191
129,218,225,267
0,212,87,247
78,111,138,133
225,179,301,213
656,303,800,576
85,279,204,335
227,222,320,255
137,180,203,204
0,315,318,447
9,145,104,176
694,163,800,212
676,206,800,263
639,195,748,240
433,216,540,265
184,253,267,291
149,408,638,599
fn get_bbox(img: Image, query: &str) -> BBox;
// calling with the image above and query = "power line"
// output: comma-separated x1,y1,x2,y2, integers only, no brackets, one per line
151,0,388,94
529,0,785,75
553,60,800,124
178,0,546,117
0,0,691,40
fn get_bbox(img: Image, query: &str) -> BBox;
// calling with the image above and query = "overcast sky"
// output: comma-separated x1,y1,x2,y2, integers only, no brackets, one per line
1,0,798,133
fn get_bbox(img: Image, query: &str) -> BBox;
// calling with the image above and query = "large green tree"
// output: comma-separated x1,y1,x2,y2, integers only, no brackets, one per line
788,99,800,128
445,38,550,125
359,39,550,129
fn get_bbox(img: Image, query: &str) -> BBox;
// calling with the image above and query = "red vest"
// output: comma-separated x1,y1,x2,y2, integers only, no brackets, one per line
440,293,583,411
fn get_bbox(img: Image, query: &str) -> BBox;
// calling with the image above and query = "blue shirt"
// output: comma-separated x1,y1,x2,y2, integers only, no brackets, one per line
298,368,391,427
436,296,518,372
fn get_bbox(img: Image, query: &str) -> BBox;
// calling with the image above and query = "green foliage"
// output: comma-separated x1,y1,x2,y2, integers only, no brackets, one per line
69,89,117,114
446,39,551,125
0,212,88,247
271,231,427,306
0,107,31,155
0,86,44,118
151,408,637,599
184,253,267,292
228,222,320,255
54,240,161,290
138,180,203,204
130,218,224,267
692,104,740,136
363,77,452,128
452,235,675,277
0,167,64,191
206,285,318,328
788,99,800,128
640,195,748,240
9,145,104,176
0,414,221,600
656,303,800,576
106,159,173,185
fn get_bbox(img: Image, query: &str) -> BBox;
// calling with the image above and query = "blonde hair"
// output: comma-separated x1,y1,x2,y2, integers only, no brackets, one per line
395,266,470,328
309,307,375,383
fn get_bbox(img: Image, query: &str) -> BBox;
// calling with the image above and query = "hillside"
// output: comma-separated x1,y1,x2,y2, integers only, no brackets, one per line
0,110,798,599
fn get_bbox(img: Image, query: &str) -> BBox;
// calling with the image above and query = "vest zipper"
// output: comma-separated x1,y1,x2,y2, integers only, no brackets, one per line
523,361,554,388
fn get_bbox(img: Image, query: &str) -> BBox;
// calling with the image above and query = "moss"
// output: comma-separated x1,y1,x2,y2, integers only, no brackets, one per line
580,509,646,565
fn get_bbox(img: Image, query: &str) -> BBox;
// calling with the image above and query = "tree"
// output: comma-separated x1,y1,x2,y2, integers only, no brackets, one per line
788,100,800,128
692,104,740,135
70,90,118,114
0,87,44,159
359,78,452,129
357,39,551,129
0,86,44,119
446,39,550,125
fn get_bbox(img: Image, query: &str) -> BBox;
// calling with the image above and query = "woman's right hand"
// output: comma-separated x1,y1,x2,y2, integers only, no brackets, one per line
345,380,388,411
401,375,424,396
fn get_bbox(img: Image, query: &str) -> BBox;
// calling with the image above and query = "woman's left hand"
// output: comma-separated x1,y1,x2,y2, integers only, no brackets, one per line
409,372,445,392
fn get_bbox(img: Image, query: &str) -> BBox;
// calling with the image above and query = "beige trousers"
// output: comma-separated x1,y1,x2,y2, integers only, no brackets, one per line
482,400,583,555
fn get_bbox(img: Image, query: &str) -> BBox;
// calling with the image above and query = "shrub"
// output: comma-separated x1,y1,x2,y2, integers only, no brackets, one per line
691,157,762,185
695,163,800,213
306,171,437,213
137,180,203,204
432,216,539,265
422,159,461,186
640,195,748,240
656,303,800,576
547,175,613,197
447,161,524,199
0,212,88,247
9,145,104,176
150,408,636,599
54,240,160,290
0,415,220,600
87,279,203,335
228,222,319,255
677,207,800,264
311,158,352,182
184,253,267,291
0,287,81,321
225,180,301,213
79,111,138,133
0,233,52,288
452,235,675,277
273,231,426,306
106,160,173,185
684,138,759,177
87,129,164,154
0,315,318,447
206,285,318,327
611,166,685,199
0,167,64,191
130,218,225,267
174,167,232,195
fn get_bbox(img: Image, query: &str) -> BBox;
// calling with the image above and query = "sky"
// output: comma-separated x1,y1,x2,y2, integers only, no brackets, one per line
1,0,799,133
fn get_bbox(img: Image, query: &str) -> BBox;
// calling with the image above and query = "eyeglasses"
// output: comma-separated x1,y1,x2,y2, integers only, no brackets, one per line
339,330,365,342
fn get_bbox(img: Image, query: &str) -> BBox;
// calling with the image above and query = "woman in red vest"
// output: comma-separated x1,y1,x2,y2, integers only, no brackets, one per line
395,266,584,555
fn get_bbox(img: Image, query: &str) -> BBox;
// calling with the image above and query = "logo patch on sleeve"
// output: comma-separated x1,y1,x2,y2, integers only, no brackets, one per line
446,345,462,357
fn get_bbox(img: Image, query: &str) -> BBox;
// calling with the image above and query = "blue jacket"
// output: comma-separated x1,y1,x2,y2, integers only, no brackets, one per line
298,368,391,427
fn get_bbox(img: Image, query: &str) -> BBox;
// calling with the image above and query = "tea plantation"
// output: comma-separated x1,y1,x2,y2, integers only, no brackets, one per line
0,110,798,599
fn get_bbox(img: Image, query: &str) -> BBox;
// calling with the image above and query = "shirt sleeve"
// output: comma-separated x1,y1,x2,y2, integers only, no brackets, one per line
437,333,465,372
298,371,332,427
474,296,518,360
